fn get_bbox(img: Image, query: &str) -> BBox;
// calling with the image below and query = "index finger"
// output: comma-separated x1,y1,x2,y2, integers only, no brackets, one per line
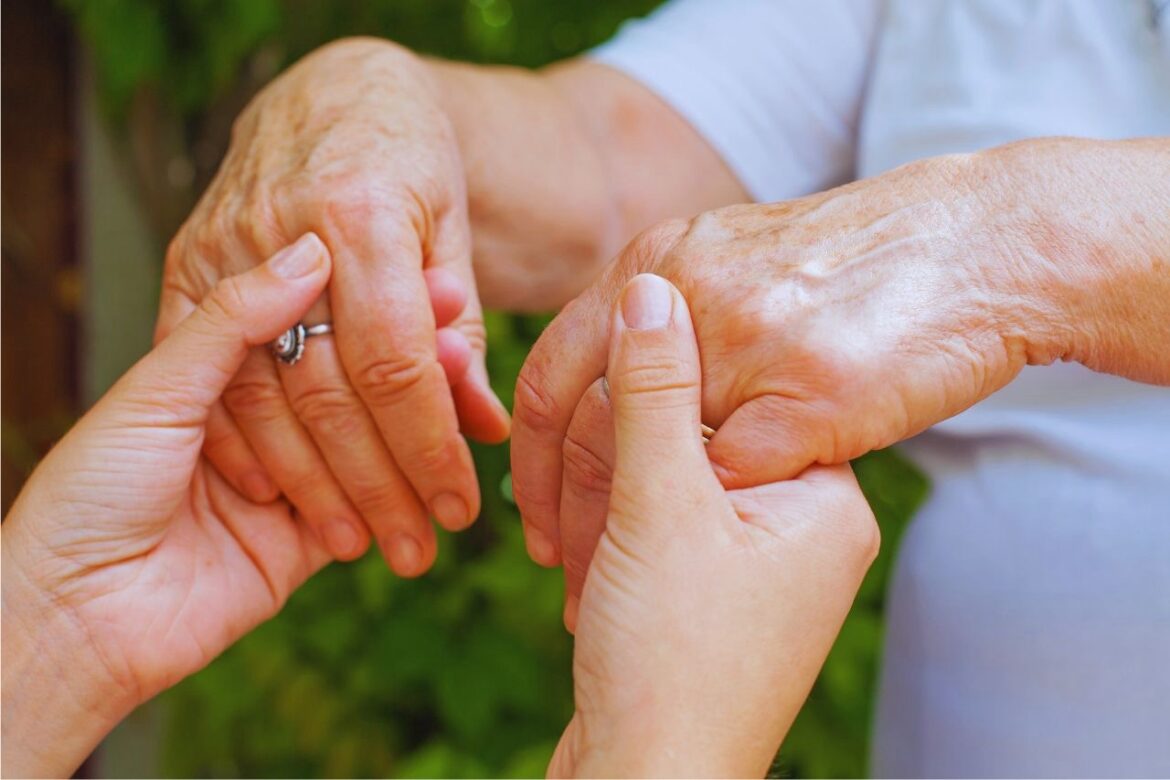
325,202,479,531
511,285,610,565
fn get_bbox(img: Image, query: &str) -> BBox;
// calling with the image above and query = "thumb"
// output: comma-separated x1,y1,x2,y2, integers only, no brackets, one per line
608,274,707,485
114,233,331,422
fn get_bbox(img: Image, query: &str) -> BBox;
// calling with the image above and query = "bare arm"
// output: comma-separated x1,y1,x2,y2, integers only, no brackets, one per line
510,135,1170,573
430,57,748,310
981,137,1170,385
162,35,745,571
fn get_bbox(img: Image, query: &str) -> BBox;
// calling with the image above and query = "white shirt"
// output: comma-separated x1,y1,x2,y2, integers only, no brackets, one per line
593,2,1170,776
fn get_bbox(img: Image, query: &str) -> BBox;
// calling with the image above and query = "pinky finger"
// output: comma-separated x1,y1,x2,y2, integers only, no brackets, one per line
436,327,473,385
203,400,279,503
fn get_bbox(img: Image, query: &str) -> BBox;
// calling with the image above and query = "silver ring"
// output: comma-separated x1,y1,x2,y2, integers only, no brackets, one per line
272,322,332,366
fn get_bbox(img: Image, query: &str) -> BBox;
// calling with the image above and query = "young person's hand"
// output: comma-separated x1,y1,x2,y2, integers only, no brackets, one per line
550,275,878,778
2,235,336,778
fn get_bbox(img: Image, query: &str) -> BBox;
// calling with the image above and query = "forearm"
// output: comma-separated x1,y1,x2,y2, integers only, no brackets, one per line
1,528,133,778
982,137,1170,384
428,58,748,311
428,59,622,310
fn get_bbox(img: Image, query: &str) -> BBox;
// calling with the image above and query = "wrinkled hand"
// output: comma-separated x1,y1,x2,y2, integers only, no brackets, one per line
512,153,1053,594
547,275,877,778
161,38,509,576
1,236,335,777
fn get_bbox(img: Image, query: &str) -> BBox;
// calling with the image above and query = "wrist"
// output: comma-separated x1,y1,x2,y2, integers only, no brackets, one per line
427,58,622,310
564,700,773,778
1,518,137,777
971,138,1170,378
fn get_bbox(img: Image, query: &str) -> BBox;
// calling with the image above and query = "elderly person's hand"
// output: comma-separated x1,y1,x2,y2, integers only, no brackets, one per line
1,236,338,778
548,274,877,778
511,137,1170,605
161,39,511,576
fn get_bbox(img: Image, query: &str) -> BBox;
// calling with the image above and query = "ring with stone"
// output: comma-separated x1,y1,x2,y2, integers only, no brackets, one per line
272,322,332,366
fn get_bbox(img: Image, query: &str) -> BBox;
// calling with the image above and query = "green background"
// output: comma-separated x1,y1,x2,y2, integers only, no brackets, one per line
62,1,927,776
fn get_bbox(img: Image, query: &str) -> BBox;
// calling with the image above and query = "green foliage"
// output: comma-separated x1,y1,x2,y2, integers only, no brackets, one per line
62,0,282,115
63,0,662,121
63,1,929,776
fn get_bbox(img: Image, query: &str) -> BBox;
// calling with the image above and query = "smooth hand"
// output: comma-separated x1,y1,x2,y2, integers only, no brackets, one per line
512,139,1160,601
547,275,877,778
161,38,509,576
1,236,335,778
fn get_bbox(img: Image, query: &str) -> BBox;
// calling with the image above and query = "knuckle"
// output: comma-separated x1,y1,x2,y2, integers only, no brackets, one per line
513,369,562,435
561,435,612,496
235,197,279,253
222,376,286,421
320,181,400,232
721,298,797,345
623,218,689,269
207,206,239,246
407,438,461,476
613,357,696,399
353,354,433,406
164,231,187,273
200,277,248,323
189,226,225,265
345,472,414,517
457,320,487,355
290,385,364,438
510,477,558,520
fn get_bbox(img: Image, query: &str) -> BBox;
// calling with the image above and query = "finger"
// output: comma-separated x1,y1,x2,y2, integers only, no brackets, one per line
607,274,706,481
706,394,836,488
224,347,370,561
436,327,473,385
154,236,279,502
452,350,511,444
202,465,335,601
115,233,330,423
427,208,510,443
279,325,437,575
427,265,473,382
511,286,611,566
154,273,281,503
328,207,479,532
202,401,279,503
424,266,468,328
559,378,615,633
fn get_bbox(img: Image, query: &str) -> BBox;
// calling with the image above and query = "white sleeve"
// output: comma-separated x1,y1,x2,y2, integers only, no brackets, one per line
590,0,883,202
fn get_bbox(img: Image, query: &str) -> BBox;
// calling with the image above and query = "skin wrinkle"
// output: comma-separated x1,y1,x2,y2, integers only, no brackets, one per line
204,466,282,611
38,31,1165,774
527,146,1142,585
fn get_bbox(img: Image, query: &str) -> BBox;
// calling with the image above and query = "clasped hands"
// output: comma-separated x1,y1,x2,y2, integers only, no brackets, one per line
7,39,1163,777
0,230,876,778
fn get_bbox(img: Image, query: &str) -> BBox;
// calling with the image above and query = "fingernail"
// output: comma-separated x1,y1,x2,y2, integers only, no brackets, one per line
241,471,276,502
524,525,559,567
322,520,363,559
387,534,423,577
563,594,580,634
430,492,470,530
620,273,672,330
268,233,323,279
